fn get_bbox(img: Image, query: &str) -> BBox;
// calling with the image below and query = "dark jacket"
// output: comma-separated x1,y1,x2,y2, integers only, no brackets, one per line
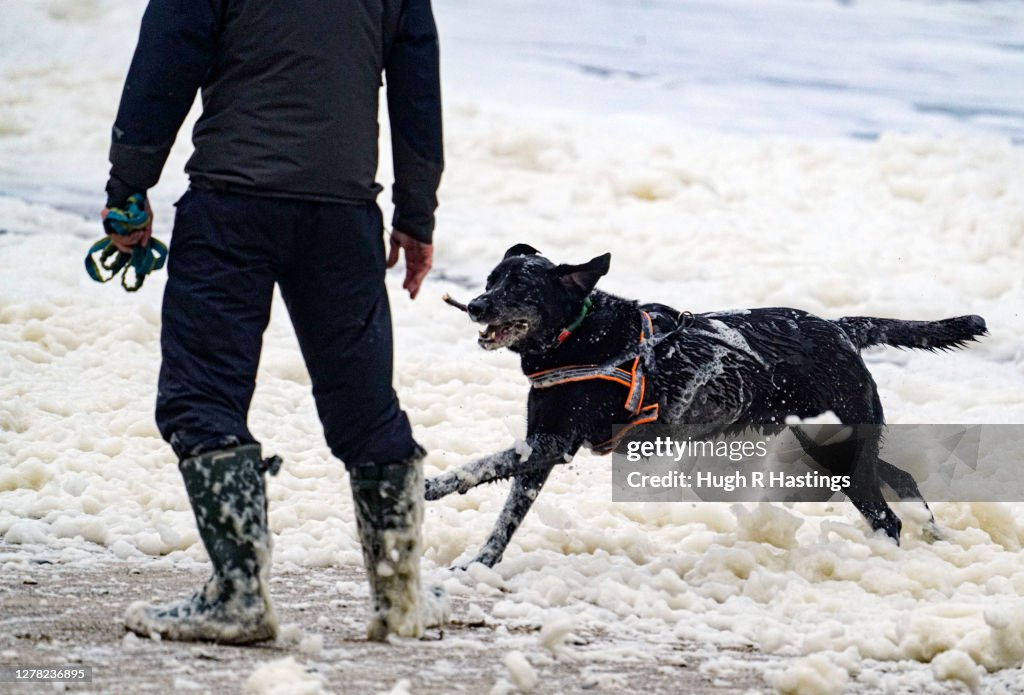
108,0,442,242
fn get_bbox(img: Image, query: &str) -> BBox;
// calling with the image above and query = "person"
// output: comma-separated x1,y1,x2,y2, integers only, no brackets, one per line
104,0,444,644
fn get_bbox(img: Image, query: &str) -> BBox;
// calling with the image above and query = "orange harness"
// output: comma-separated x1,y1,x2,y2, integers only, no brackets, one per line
527,311,660,455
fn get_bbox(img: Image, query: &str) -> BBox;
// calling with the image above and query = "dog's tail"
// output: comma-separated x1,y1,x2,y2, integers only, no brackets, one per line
835,315,987,352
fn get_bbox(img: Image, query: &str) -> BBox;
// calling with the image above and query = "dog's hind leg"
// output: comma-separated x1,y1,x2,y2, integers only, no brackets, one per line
843,430,903,543
877,458,942,541
467,464,555,568
793,425,903,543
845,483,902,543
876,458,927,503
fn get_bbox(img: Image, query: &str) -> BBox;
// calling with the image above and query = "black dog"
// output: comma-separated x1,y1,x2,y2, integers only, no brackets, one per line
426,245,987,567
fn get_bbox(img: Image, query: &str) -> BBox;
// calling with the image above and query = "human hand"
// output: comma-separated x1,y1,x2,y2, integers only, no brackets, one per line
386,229,433,300
101,198,153,254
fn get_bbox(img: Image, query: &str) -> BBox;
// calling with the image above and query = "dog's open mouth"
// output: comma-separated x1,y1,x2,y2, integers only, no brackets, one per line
478,319,530,350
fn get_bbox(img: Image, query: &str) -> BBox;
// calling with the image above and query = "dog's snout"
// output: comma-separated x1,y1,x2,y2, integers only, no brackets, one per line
467,297,488,321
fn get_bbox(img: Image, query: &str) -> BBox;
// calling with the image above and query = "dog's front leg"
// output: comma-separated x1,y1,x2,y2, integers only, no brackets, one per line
471,464,555,568
425,434,572,501
425,448,522,500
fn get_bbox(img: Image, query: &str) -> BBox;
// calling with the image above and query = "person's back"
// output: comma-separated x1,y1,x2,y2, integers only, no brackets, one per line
104,0,444,645
110,0,440,241
188,0,396,201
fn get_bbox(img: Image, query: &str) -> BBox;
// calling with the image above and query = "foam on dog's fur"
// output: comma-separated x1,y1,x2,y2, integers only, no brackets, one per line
427,246,986,565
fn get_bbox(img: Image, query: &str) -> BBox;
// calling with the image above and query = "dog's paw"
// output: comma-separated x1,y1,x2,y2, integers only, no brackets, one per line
922,522,945,543
425,472,473,500
424,476,448,501
449,555,500,572
448,557,477,572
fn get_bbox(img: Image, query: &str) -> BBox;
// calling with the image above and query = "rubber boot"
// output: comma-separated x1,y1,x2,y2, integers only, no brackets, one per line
350,446,449,640
124,444,279,644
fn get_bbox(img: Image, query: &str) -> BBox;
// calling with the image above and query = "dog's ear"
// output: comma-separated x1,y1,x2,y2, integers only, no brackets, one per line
553,253,611,296
503,244,542,260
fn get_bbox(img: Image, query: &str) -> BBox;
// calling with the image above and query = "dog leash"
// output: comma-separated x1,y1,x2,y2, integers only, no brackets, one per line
85,194,168,292
528,311,661,454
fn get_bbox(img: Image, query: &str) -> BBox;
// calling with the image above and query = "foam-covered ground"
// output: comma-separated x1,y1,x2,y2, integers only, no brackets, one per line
2,1,1024,693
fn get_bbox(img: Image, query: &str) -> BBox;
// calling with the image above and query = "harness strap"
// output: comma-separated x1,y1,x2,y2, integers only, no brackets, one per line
528,364,633,390
527,311,660,455
591,403,659,456
623,311,655,412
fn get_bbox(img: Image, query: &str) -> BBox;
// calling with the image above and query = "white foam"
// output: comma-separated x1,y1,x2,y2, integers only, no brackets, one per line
1,1,1023,690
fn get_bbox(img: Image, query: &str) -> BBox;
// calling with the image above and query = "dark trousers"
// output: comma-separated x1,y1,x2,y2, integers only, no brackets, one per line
156,188,416,468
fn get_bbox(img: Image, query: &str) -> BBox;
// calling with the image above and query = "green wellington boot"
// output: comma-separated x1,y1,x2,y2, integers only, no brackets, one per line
350,446,449,640
124,444,279,644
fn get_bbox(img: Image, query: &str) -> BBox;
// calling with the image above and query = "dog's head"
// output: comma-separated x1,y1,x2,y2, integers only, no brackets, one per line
467,244,611,352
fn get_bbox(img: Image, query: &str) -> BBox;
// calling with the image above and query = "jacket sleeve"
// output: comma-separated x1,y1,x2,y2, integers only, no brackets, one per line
108,0,223,198
385,0,443,244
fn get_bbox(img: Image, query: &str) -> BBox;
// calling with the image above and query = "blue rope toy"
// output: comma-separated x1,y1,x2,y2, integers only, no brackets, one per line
85,194,168,292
